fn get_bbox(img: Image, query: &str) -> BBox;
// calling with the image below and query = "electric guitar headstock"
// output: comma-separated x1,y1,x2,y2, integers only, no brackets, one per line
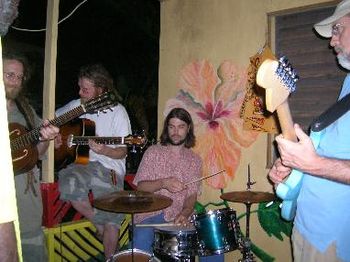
256,56,299,141
256,56,299,112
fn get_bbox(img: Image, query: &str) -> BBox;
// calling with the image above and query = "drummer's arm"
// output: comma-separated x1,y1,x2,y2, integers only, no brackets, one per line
174,193,197,225
180,193,197,218
137,180,163,193
137,177,185,193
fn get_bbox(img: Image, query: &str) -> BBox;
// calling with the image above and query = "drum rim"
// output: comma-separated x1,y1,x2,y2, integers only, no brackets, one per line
193,207,236,218
112,248,152,256
154,226,196,232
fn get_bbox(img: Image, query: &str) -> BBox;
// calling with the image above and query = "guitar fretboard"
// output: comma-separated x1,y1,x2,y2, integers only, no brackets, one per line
10,105,86,151
71,136,125,145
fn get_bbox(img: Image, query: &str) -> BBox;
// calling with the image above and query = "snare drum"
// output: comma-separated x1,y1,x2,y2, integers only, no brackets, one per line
193,208,239,256
107,248,160,262
153,226,198,259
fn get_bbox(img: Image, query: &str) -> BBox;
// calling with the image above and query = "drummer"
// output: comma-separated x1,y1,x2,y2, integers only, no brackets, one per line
133,107,224,262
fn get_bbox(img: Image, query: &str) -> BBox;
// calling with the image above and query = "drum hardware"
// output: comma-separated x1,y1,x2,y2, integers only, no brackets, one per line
220,165,276,261
93,190,172,262
238,237,255,262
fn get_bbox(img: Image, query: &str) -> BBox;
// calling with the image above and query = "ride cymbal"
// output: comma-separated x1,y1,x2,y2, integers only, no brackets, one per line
220,191,275,204
93,190,173,214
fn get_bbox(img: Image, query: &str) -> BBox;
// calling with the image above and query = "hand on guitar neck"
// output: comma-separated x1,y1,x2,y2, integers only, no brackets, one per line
257,57,321,220
10,91,118,174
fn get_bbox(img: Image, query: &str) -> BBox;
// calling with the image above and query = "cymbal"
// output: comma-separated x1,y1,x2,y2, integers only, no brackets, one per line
220,191,275,204
93,190,173,214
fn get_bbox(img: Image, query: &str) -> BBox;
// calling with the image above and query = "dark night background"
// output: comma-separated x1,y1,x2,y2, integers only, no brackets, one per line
3,0,160,143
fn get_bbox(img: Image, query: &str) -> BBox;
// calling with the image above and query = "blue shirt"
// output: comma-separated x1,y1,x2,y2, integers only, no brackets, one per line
295,74,350,261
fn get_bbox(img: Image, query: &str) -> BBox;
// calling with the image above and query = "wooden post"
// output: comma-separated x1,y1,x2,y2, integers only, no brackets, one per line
42,0,60,183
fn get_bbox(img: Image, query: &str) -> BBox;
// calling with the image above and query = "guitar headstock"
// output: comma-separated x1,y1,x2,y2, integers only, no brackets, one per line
125,133,148,149
82,91,118,114
256,56,299,112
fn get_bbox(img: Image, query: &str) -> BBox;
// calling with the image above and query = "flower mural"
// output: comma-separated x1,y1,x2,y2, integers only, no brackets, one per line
164,60,259,188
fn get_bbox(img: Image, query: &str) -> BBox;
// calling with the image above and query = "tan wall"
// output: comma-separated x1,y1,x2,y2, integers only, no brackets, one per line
158,0,334,261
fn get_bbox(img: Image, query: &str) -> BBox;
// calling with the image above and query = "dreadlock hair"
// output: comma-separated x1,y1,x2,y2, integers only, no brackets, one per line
78,63,113,93
160,107,196,148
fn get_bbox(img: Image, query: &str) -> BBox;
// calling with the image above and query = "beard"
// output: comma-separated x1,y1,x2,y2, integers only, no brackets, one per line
168,137,186,146
337,53,350,70
5,86,21,100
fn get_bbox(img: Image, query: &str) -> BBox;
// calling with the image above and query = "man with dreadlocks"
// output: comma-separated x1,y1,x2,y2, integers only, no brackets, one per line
55,63,131,260
3,51,59,261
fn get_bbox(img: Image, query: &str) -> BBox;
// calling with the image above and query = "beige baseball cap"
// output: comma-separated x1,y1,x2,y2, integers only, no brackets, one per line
314,0,350,38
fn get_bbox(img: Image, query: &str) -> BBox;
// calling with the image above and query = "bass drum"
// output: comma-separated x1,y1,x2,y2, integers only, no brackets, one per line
107,249,160,262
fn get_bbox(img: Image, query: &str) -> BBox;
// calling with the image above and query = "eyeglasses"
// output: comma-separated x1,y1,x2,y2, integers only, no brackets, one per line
3,72,25,82
331,22,350,37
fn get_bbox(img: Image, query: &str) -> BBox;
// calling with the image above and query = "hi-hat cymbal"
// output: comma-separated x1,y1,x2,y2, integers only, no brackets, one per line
220,191,275,204
93,190,173,214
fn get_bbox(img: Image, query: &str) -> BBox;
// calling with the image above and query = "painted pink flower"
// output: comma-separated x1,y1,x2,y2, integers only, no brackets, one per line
165,60,259,188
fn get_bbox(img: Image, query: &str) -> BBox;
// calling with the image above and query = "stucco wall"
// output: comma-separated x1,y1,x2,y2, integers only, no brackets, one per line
158,0,334,261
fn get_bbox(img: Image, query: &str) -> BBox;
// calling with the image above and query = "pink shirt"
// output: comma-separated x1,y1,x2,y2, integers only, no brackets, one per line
134,144,202,223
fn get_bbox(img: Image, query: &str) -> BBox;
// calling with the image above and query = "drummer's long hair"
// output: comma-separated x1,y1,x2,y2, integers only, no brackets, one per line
160,107,195,148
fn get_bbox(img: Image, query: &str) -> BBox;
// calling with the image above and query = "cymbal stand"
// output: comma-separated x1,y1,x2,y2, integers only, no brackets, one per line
245,164,255,238
240,164,255,261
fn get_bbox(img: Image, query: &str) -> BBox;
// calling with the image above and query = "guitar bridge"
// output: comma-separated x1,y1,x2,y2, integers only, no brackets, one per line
67,134,74,148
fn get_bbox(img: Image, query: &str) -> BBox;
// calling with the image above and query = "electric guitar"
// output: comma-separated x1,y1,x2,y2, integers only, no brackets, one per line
54,118,147,170
10,91,118,174
256,57,322,221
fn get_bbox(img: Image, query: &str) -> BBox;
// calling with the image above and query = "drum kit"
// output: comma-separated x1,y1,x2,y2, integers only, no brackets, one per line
93,186,275,262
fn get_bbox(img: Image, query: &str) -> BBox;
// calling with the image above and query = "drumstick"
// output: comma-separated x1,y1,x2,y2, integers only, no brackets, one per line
135,223,177,227
184,169,226,186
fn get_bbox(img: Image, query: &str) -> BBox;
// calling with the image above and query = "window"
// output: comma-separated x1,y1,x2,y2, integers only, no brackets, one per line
274,3,346,131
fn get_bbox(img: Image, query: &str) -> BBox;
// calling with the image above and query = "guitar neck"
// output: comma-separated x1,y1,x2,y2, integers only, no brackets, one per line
10,105,86,151
276,101,297,142
49,105,86,127
69,136,128,146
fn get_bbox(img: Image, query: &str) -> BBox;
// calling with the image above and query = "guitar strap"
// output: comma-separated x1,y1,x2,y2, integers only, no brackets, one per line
311,92,350,132
15,97,35,130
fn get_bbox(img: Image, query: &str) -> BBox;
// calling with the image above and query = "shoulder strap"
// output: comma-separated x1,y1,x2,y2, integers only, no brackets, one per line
14,98,36,130
311,92,350,132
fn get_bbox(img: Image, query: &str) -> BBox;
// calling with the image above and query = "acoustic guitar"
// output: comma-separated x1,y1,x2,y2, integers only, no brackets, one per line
10,91,118,174
256,57,322,221
54,118,147,170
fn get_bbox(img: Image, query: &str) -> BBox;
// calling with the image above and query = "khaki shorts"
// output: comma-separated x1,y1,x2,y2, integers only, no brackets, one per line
292,228,341,262
58,161,125,226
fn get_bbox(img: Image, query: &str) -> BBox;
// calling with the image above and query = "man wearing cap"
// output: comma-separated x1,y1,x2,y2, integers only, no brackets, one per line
268,0,350,261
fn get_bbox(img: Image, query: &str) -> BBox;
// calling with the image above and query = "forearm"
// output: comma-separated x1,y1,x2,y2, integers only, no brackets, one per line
305,156,350,184
36,140,50,156
137,179,164,193
99,146,127,159
179,193,197,218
